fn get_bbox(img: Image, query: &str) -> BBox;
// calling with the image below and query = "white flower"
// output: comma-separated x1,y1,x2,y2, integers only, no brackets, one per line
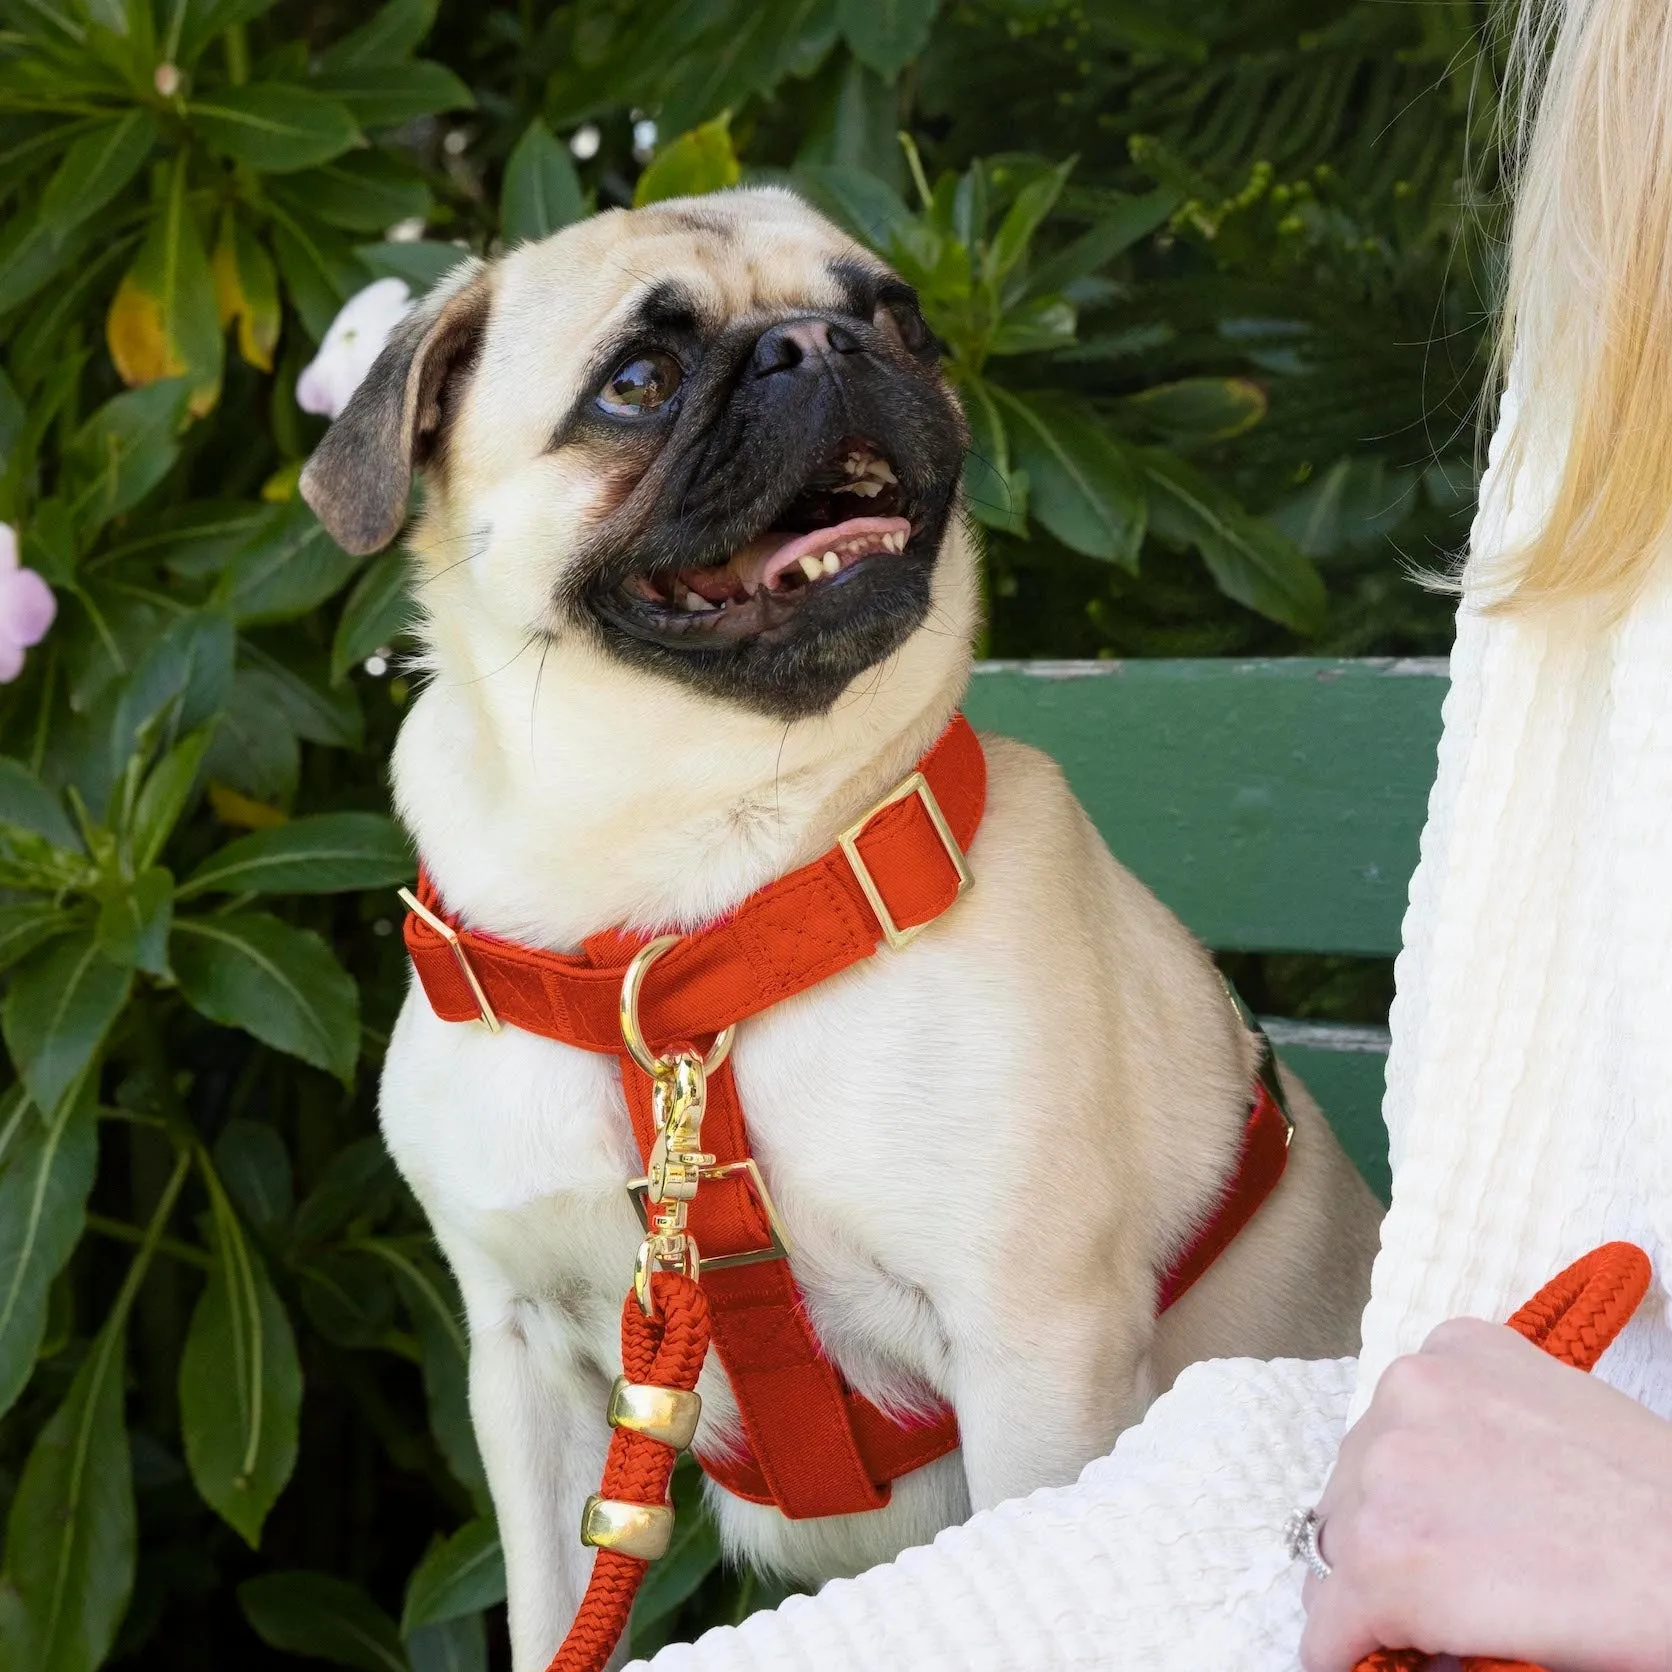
0,523,57,684
296,277,415,420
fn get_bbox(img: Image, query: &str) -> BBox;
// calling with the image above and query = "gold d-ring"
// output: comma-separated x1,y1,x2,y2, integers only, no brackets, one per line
618,935,734,1078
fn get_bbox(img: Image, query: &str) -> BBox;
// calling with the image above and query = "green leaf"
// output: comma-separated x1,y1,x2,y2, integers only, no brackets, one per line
984,156,1073,290
180,812,412,900
354,239,463,293
172,913,359,1080
995,388,1145,567
179,1177,302,1545
791,162,912,249
361,1242,484,1505
212,212,282,372
294,1138,395,1244
2,1313,135,1672
986,294,1076,357
309,62,473,130
239,1572,407,1672
38,111,157,241
130,726,212,871
271,220,370,341
238,644,363,747
94,866,173,976
2,934,132,1118
106,151,223,416
1023,187,1179,299
227,499,362,625
958,374,1026,536
213,1118,294,1232
0,207,96,320
0,823,96,892
0,902,81,975
275,154,432,235
838,0,937,79
1118,378,1267,444
501,118,586,244
1139,449,1326,634
0,1085,96,1419
634,114,741,206
401,1520,504,1634
110,609,236,768
64,378,191,531
0,756,79,848
174,0,280,65
407,1616,484,1672
190,85,362,173
318,0,437,70
296,1248,394,1347
332,549,413,681
203,666,300,804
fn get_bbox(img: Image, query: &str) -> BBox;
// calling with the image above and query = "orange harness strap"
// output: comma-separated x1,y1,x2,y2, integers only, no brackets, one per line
1354,1240,1652,1672
403,712,1291,1521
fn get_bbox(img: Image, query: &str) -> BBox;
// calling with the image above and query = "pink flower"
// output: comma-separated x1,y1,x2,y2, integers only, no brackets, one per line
295,278,415,420
0,523,58,683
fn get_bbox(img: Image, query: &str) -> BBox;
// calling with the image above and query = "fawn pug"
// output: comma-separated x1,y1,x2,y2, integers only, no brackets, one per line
301,188,1381,1671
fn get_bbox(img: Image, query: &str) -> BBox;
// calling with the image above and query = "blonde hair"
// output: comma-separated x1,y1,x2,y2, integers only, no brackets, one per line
1485,0,1672,608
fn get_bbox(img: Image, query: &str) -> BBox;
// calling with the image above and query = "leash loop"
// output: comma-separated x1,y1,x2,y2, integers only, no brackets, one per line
1351,1240,1651,1672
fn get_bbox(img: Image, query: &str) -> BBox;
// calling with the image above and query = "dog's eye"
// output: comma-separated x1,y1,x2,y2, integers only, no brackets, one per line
597,352,683,416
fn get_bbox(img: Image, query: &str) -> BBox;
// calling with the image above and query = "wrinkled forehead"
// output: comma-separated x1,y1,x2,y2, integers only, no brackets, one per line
461,191,881,450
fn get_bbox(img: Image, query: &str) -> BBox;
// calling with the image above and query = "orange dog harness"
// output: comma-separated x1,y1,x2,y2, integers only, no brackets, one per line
402,713,1293,1668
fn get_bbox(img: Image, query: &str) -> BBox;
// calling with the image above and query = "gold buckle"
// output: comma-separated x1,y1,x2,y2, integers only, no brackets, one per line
836,770,972,951
625,1157,792,1270
399,887,501,1033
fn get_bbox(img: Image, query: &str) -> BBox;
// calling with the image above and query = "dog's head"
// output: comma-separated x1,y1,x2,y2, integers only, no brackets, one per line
301,189,974,722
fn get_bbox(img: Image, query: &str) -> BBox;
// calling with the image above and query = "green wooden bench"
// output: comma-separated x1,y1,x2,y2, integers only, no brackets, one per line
963,657,1450,1202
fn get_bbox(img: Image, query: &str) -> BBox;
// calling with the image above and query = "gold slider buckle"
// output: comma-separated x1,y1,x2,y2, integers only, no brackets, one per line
625,1158,792,1271
580,1494,674,1560
607,1375,701,1450
399,887,501,1033
837,770,972,951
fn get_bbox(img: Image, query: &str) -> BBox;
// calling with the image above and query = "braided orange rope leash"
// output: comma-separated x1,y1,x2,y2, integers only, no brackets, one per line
1354,1241,1652,1672
545,1273,711,1672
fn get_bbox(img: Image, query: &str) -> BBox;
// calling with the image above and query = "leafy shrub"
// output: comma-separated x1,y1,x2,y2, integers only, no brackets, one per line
0,2,1487,1668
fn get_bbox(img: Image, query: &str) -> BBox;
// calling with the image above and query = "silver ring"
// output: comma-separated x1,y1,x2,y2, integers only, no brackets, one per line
1284,1507,1332,1581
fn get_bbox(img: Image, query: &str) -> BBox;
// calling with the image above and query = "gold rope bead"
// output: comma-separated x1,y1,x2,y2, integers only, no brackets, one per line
607,1375,701,1450
580,1494,674,1560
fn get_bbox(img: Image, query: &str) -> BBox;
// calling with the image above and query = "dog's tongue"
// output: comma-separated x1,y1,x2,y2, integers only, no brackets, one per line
682,517,912,601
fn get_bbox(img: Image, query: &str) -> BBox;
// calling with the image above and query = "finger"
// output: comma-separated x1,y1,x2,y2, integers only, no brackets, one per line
1298,1570,1384,1672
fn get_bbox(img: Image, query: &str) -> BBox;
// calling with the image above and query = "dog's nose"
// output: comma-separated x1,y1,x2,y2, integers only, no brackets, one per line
751,317,863,376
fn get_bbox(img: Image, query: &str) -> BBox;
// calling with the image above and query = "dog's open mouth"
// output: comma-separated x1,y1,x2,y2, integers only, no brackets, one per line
598,436,922,645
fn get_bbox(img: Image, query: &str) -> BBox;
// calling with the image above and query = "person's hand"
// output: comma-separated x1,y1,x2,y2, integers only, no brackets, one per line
1298,1316,1672,1672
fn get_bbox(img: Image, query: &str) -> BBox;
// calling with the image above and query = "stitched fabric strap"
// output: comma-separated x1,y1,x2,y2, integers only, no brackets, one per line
403,712,1290,1519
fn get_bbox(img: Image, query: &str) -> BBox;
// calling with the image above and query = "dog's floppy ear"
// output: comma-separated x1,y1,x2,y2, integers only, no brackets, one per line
300,260,492,556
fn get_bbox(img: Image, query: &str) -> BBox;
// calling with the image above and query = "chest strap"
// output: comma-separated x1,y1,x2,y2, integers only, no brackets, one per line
402,712,1290,1519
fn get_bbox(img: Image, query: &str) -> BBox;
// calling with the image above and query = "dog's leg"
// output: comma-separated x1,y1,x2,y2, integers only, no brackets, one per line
467,1299,612,1672
948,1294,1154,1514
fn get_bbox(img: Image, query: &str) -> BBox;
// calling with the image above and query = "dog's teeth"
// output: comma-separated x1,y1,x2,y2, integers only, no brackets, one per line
681,591,715,611
867,459,897,484
843,454,865,476
821,552,841,575
798,554,825,582
847,479,883,498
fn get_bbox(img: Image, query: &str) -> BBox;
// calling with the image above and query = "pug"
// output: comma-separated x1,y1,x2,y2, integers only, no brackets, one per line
301,188,1381,1671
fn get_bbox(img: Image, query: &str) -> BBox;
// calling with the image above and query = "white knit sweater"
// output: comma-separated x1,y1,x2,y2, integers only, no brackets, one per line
637,396,1672,1669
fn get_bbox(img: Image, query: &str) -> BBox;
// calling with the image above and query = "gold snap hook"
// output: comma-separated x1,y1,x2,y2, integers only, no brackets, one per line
618,934,734,1078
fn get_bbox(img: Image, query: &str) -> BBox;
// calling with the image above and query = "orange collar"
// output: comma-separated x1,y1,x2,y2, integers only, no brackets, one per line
402,713,1289,1518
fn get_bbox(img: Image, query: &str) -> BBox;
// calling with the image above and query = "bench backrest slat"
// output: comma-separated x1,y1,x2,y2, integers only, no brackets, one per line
964,658,1448,957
